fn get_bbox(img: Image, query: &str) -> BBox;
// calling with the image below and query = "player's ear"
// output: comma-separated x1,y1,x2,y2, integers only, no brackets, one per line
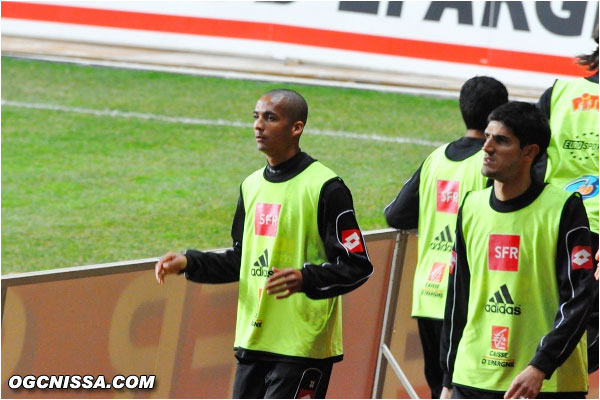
522,143,539,163
291,120,304,139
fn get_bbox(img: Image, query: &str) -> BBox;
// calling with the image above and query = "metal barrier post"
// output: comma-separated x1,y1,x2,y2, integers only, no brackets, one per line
372,230,418,398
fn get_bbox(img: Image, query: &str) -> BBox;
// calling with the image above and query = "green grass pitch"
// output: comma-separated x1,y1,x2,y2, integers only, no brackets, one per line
1,56,464,274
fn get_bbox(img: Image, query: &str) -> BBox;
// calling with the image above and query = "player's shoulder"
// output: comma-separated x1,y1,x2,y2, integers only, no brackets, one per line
241,166,265,186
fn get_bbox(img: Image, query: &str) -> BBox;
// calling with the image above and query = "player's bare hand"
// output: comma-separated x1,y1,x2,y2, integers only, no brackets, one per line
440,387,452,399
595,249,599,280
504,365,544,399
155,252,187,285
265,267,303,299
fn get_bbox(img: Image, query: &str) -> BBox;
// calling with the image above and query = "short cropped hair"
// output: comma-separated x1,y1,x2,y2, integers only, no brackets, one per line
487,101,550,163
263,88,308,125
460,76,508,131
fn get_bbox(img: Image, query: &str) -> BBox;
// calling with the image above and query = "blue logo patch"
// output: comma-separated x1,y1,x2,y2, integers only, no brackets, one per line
563,176,600,200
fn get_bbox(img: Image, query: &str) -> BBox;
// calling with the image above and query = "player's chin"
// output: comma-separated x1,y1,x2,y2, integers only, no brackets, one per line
256,143,268,152
481,166,497,179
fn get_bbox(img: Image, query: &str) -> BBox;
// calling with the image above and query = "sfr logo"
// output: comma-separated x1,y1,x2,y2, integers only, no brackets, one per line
255,203,281,237
436,180,460,214
488,234,520,272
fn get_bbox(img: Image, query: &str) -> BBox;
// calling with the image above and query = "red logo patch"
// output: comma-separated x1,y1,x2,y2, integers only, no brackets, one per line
255,203,281,237
341,229,364,253
437,180,460,214
491,326,509,350
572,246,593,270
449,250,457,275
428,262,446,282
488,234,520,272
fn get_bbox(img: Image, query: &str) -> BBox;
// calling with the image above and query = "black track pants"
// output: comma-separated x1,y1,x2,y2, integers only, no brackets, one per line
232,359,333,399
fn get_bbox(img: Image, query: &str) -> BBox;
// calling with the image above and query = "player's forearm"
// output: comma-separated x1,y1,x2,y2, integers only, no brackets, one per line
384,166,421,229
183,245,242,283
529,274,592,376
300,254,373,299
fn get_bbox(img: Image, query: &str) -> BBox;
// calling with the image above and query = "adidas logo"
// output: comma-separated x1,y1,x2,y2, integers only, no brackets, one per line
251,249,273,277
485,284,521,316
429,225,454,252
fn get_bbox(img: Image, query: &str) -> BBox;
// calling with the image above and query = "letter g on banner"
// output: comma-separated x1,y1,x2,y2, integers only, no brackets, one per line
2,290,27,382
109,273,186,398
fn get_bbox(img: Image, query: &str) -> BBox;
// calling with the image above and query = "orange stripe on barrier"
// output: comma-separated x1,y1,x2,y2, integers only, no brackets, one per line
2,1,587,76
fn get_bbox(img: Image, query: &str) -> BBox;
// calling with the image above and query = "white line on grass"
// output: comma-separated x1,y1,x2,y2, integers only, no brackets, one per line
1,99,444,147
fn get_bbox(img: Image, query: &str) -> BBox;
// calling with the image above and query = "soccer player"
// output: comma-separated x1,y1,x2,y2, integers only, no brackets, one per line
155,89,373,399
536,27,599,373
384,76,508,398
441,102,594,399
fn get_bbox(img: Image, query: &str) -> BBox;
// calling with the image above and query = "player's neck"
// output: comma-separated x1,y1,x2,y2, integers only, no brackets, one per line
464,129,485,139
266,148,300,167
493,174,532,201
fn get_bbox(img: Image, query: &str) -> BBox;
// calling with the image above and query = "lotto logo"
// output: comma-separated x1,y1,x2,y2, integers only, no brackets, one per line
449,250,457,275
341,229,364,253
255,203,281,237
491,326,509,351
488,234,520,272
428,263,446,282
436,180,460,214
572,246,593,270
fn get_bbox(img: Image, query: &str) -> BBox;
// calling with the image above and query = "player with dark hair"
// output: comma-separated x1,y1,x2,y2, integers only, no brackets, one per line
263,88,309,124
155,88,373,398
536,27,599,373
576,27,599,71
441,101,594,399
459,77,510,134
384,76,508,398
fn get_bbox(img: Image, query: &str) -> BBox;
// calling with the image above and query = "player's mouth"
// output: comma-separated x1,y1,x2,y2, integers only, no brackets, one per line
483,155,495,166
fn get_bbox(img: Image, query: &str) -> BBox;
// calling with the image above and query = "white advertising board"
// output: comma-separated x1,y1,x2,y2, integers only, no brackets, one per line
2,1,598,89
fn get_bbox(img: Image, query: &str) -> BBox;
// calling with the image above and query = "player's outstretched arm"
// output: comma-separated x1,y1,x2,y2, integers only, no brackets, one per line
155,252,187,284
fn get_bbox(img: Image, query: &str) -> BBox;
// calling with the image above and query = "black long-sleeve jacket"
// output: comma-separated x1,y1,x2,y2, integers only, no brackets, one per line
182,151,373,299
440,182,594,393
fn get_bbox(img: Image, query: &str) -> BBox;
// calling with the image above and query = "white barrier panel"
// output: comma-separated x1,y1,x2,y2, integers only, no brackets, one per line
1,1,598,89
2,230,599,398
1,229,400,398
